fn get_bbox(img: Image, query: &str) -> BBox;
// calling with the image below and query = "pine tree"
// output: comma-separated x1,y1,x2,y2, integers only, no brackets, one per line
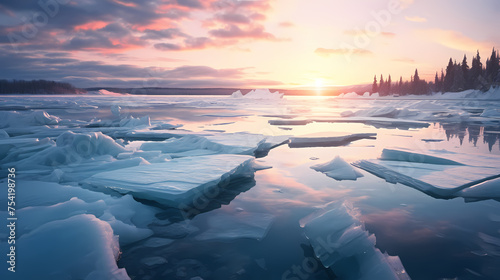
387,75,392,94
379,74,384,96
461,54,470,89
470,50,483,89
434,72,440,92
372,75,378,93
443,58,454,92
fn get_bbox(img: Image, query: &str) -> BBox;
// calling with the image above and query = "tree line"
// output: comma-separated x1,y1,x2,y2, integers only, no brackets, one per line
372,48,500,95
0,79,83,94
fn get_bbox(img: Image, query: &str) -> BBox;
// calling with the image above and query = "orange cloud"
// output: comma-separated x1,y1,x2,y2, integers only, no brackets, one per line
74,21,109,31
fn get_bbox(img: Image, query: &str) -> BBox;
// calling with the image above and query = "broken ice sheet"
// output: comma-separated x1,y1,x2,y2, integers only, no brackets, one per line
354,149,500,201
300,201,410,280
83,154,258,207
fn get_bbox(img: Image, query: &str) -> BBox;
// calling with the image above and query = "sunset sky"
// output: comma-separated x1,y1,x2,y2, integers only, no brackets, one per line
1,0,499,89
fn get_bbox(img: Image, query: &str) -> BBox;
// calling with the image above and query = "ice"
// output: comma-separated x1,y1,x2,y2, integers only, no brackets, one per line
0,110,60,128
143,237,175,248
140,133,289,157
84,154,257,207
0,214,130,280
268,119,312,125
311,156,364,181
316,117,430,129
231,88,284,99
354,149,500,200
89,115,151,128
300,202,410,280
0,129,9,138
289,133,376,148
481,108,500,118
195,211,274,241
380,149,464,165
141,256,168,267
458,177,500,201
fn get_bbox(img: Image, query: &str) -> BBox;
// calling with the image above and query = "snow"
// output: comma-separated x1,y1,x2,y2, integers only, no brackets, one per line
289,133,376,148
231,88,284,99
311,156,364,181
195,211,274,241
88,89,126,96
300,201,410,280
84,154,257,207
458,177,500,202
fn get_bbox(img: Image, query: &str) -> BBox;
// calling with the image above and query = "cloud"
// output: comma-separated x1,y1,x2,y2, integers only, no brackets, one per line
155,36,215,51
392,58,415,64
278,21,294,28
405,16,427,23
0,49,269,87
417,28,495,52
314,47,373,57
209,24,275,40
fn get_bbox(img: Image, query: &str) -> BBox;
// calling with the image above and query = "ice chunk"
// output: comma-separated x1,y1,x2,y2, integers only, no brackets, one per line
289,133,376,148
111,105,121,116
84,154,257,207
268,119,312,125
0,110,60,128
141,257,168,267
231,88,284,99
354,149,500,200
300,202,410,280
1,214,130,280
380,149,464,166
195,211,274,241
143,237,175,248
480,108,500,118
311,156,364,181
141,133,289,157
0,129,9,139
458,177,500,202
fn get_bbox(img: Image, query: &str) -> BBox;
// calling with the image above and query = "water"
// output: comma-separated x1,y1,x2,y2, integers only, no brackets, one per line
2,95,500,280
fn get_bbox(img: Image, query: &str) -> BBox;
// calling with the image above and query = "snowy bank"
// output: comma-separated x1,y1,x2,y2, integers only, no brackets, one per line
231,89,284,99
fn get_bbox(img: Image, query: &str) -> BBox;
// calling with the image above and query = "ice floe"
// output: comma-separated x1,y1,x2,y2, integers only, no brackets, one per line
311,156,364,181
300,201,410,280
84,154,258,207
354,149,500,201
289,133,376,148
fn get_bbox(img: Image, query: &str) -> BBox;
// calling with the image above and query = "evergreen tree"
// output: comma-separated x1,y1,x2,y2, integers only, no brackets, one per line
372,75,378,93
387,75,392,94
470,50,483,89
379,75,384,96
443,58,454,92
485,48,499,84
461,54,469,89
434,72,440,92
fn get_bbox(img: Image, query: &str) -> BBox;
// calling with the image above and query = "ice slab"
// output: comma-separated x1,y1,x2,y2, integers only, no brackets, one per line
458,177,500,202
0,214,130,280
289,133,376,148
141,133,289,157
315,117,430,129
300,202,410,280
311,156,364,181
380,149,464,166
195,211,274,241
84,155,257,207
354,149,500,200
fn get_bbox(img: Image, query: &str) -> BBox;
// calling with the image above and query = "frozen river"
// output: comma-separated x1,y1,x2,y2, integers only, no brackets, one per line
1,93,500,280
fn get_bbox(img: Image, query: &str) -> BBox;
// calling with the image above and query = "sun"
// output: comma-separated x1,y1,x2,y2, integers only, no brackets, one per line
315,78,324,88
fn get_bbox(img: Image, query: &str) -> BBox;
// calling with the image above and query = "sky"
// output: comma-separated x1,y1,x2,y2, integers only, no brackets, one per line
0,0,499,89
